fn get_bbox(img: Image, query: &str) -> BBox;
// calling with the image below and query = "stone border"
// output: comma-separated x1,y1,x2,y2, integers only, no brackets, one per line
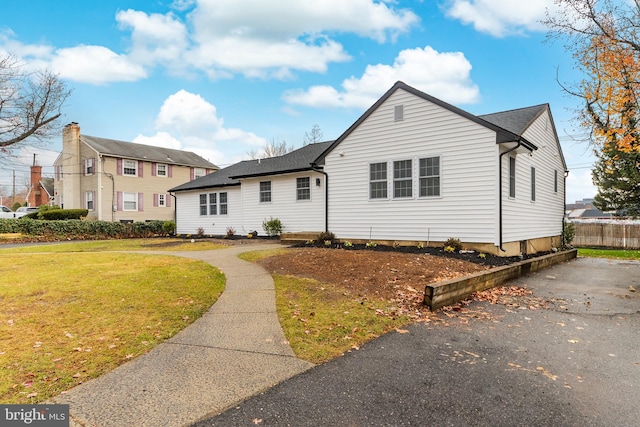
424,249,578,311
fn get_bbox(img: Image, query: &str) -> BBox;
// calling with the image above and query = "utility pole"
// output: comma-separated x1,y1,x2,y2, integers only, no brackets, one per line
12,170,16,206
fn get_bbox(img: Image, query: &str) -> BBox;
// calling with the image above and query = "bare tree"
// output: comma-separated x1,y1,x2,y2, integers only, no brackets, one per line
0,54,72,154
248,138,295,159
303,124,323,146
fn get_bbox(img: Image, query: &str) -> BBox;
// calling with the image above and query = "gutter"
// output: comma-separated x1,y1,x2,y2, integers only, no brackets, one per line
311,164,328,232
498,141,523,252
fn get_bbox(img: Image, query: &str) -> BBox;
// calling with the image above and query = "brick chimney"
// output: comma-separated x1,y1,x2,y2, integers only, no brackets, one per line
28,165,43,207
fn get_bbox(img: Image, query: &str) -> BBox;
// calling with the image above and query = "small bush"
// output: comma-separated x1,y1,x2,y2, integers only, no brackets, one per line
444,237,463,251
563,220,575,246
366,241,377,249
343,241,353,249
317,231,336,243
162,221,176,235
226,227,236,238
196,227,205,237
262,217,283,237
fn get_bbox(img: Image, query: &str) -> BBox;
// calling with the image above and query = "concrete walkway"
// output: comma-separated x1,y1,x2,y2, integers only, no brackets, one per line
53,243,314,427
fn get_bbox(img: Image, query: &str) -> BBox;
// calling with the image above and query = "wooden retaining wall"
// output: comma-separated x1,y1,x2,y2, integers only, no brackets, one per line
424,249,578,311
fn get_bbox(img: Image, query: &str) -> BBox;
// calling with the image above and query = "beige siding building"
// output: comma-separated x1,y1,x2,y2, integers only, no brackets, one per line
54,123,217,222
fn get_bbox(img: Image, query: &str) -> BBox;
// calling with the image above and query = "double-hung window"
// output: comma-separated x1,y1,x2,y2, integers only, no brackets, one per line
260,181,272,203
219,192,228,215
419,156,440,197
369,162,387,199
297,177,310,200
123,192,137,211
157,164,167,177
85,191,94,210
199,194,207,216
393,160,412,198
209,193,217,215
85,158,95,175
158,194,166,207
123,160,137,176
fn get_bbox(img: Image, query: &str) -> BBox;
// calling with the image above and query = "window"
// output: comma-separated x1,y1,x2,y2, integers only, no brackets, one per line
260,181,272,203
393,160,412,198
394,105,404,121
85,158,94,175
531,167,536,202
220,192,228,215
370,162,387,199
157,164,167,177
56,165,63,181
85,191,94,210
123,160,137,176
123,192,137,211
297,177,311,200
509,157,516,198
194,168,206,179
209,193,217,215
199,194,207,216
158,194,166,207
419,156,440,197
554,170,558,193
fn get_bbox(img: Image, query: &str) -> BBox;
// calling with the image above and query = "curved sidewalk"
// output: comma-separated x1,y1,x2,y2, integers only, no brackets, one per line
54,243,314,427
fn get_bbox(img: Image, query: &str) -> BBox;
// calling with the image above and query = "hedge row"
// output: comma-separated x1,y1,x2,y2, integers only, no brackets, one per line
0,218,168,239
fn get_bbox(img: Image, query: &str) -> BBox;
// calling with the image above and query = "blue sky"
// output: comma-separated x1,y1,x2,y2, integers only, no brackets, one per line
1,0,596,203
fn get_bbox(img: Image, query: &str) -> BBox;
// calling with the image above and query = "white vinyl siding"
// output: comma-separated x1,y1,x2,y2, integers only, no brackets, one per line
176,188,241,235
502,110,565,242
324,88,498,243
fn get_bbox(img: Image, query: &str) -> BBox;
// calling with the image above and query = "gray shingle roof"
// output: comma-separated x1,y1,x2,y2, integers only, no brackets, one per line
169,141,333,192
479,104,548,136
81,135,218,169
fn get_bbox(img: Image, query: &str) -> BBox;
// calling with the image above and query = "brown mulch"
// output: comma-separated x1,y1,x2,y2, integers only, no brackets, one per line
257,247,550,323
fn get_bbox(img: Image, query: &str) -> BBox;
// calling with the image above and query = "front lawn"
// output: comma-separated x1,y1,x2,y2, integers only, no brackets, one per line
0,251,224,403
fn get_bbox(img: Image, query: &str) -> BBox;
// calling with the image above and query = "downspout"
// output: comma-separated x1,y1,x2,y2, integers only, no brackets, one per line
312,165,329,232
170,192,177,225
498,141,522,252
102,157,115,222
563,170,569,247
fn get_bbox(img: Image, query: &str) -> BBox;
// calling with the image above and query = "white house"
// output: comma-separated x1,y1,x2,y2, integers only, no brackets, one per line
170,81,568,256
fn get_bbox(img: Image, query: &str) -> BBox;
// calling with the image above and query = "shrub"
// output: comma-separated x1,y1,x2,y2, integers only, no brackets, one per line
365,241,377,249
343,241,353,249
196,227,205,237
316,231,336,243
226,227,236,238
444,237,463,251
563,220,575,246
162,221,176,235
39,209,88,220
262,217,283,237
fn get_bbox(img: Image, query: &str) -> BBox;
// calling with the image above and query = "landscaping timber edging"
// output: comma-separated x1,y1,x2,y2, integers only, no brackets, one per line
424,249,578,311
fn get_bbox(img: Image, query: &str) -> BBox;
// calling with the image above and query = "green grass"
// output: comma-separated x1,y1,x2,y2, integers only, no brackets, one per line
274,275,410,364
578,248,640,260
0,238,227,253
0,252,224,403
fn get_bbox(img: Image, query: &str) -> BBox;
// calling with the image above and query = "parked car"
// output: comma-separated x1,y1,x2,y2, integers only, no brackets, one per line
0,205,22,219
16,206,39,214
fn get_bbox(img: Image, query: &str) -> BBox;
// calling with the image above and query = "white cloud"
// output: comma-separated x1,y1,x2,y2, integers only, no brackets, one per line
183,0,419,78
283,46,480,109
134,90,267,166
51,45,147,84
444,0,554,37
566,167,596,203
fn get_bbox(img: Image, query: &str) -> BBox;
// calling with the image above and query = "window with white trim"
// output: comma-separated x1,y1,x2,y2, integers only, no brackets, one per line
209,193,217,215
157,164,167,177
419,156,440,197
369,162,387,199
123,192,137,211
296,177,310,200
509,157,516,198
194,168,206,179
158,194,166,207
554,170,558,193
219,192,228,215
531,167,536,202
85,191,94,210
199,194,207,215
260,181,272,203
85,158,95,175
393,159,412,198
123,160,137,176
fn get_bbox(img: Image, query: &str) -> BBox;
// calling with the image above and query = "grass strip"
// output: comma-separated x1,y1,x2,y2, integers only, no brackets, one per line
578,248,640,260
0,252,224,403
0,238,227,253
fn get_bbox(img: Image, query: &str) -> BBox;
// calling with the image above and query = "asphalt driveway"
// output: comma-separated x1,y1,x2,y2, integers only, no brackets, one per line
194,256,640,427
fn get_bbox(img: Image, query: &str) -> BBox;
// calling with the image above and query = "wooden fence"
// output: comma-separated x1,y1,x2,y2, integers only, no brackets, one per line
572,222,640,249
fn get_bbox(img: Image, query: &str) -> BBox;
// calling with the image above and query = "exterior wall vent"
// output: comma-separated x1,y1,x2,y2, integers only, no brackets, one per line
394,105,404,122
